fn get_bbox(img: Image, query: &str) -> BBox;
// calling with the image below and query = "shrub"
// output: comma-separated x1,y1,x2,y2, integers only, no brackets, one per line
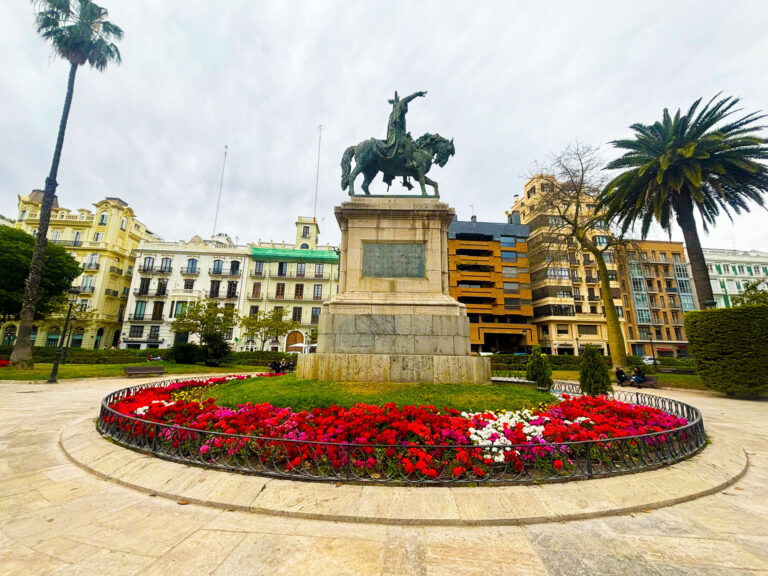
201,332,230,361
226,351,298,365
0,345,156,364
685,305,768,396
579,344,612,396
169,343,203,365
525,345,553,391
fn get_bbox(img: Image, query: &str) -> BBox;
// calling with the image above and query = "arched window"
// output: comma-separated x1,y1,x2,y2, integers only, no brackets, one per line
2,325,17,345
160,257,172,272
212,259,223,274
229,260,240,274
300,243,310,249
94,327,104,349
120,217,127,231
71,328,84,348
143,256,154,271
186,258,198,273
98,211,108,225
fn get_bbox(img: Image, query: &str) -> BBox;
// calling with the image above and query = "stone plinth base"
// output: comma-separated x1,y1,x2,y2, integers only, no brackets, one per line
296,353,491,384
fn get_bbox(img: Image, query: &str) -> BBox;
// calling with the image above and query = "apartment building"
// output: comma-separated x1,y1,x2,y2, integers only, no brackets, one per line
122,217,339,352
11,192,156,348
511,177,625,356
447,215,535,353
700,248,768,308
617,240,695,358
248,217,339,352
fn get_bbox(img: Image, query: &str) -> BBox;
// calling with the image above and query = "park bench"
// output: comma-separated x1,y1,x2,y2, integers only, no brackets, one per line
124,365,166,377
628,375,658,389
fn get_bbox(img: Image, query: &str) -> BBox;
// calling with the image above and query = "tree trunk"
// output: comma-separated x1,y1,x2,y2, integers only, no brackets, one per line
592,248,628,369
674,198,715,308
10,62,79,368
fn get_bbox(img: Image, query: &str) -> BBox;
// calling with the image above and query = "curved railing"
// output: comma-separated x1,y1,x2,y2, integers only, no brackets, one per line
97,379,707,485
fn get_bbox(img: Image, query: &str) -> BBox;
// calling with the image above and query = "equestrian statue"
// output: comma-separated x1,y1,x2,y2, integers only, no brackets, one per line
341,91,455,197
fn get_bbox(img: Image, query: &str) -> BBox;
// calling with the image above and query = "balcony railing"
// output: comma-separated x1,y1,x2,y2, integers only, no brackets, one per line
78,285,96,293
588,295,600,301
104,289,119,297
250,269,264,277
50,239,83,247
207,292,239,299
180,267,199,275
665,287,678,293
138,266,173,274
209,268,241,277
585,276,598,283
127,314,164,322
83,263,100,270
248,293,262,299
109,266,123,275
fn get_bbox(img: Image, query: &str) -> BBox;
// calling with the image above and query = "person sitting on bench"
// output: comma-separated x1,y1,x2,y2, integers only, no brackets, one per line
631,366,646,387
615,367,628,385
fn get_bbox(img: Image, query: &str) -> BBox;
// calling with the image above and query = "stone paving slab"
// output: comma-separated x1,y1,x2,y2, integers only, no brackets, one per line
61,415,748,526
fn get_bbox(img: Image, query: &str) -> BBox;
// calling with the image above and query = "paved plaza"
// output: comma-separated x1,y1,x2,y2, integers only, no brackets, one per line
0,375,766,575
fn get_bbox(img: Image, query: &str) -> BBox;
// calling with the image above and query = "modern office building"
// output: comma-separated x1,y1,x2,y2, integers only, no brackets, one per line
447,215,535,353
616,240,695,358
10,192,156,349
122,216,339,352
700,248,768,308
510,177,625,356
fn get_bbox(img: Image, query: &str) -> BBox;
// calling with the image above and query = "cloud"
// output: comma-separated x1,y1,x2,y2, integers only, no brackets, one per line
2,1,767,252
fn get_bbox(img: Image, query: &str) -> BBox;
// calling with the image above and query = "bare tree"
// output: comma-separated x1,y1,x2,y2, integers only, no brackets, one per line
526,143,631,369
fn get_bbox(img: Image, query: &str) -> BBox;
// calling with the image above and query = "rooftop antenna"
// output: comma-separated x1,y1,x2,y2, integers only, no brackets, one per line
313,125,322,220
212,145,228,236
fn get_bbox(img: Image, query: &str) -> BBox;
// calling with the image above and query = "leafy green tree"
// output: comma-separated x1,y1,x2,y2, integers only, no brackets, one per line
601,95,768,310
731,280,768,307
171,300,239,360
0,227,80,322
240,308,299,351
12,0,123,368
526,345,553,391
578,344,612,396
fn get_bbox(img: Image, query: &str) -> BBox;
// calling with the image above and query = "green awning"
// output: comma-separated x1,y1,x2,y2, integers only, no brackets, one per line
250,246,339,263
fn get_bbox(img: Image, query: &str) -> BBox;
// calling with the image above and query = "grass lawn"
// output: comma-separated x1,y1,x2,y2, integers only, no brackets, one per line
492,369,707,391
206,373,555,412
0,362,267,381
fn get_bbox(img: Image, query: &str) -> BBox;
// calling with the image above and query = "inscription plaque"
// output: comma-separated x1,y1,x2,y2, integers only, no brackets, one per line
362,242,425,278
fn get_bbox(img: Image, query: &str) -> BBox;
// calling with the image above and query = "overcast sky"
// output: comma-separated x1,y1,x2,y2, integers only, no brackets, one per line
2,1,767,251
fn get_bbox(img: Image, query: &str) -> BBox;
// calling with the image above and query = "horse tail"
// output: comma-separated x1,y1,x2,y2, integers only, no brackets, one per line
340,146,356,190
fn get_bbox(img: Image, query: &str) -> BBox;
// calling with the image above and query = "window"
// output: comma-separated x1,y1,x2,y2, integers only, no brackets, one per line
51,229,61,241
311,307,321,324
300,243,309,249
138,278,150,295
212,260,223,274
156,278,168,295
120,217,127,231
556,324,569,335
578,325,598,336
296,263,306,277
502,267,519,278
313,284,323,300
160,257,172,272
184,279,194,290
226,281,238,298
93,232,103,242
615,306,623,318
681,294,695,311
98,211,108,225
302,225,311,238
148,326,160,340
133,301,146,320
636,308,651,324
253,261,264,276
174,301,187,317
294,284,304,299
209,280,220,297
275,283,285,299
315,264,324,278
504,298,520,310
252,282,261,298
677,278,692,293
230,261,240,275
593,235,608,247
500,236,516,248
501,251,517,262
143,256,154,271
249,305,259,317
503,282,519,293
738,265,746,275
292,307,302,322
19,210,26,221
129,326,144,338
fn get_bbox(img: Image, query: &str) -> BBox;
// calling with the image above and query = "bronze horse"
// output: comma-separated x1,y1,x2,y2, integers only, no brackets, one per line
341,133,455,197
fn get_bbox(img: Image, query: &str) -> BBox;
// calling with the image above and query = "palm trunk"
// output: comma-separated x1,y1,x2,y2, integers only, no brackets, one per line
593,249,628,369
10,62,79,368
674,198,715,309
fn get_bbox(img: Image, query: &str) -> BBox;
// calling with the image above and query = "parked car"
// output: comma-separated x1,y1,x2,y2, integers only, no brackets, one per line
641,356,656,365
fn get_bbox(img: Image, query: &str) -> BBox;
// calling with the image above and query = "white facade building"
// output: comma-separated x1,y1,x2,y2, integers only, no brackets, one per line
700,248,768,308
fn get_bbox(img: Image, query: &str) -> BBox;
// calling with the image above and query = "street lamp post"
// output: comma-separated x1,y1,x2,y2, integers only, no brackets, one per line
649,329,657,369
48,288,80,383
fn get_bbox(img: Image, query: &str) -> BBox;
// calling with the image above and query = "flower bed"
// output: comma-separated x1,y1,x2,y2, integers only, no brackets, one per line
97,376,706,484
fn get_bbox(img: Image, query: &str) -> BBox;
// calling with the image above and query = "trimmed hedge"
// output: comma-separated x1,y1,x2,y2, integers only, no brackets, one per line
226,351,298,366
685,305,768,396
0,345,157,364
491,353,643,370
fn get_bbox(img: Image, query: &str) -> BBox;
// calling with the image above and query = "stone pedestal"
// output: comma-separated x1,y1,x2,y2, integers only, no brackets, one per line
296,196,490,384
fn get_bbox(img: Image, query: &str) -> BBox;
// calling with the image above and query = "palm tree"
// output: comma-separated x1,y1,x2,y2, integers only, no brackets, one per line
10,0,122,368
600,95,768,309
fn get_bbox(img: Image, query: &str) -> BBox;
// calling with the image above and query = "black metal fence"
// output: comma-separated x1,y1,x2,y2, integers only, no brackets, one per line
97,379,706,485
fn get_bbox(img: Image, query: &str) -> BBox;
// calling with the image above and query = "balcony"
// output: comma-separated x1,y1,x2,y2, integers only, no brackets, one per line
83,263,100,271
109,266,123,275
209,268,242,277
50,239,83,247
133,289,151,296
179,267,200,276
154,290,169,298
138,265,172,274
573,295,584,302
247,293,262,300
78,285,95,294
104,289,119,297
127,314,165,322
665,287,678,293
588,295,600,302
585,276,598,283
207,292,239,299
250,269,264,277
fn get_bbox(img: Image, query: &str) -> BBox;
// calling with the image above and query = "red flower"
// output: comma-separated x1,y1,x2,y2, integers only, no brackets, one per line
553,459,563,471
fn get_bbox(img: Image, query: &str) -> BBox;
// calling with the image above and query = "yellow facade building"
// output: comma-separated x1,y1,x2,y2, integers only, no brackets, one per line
12,192,157,348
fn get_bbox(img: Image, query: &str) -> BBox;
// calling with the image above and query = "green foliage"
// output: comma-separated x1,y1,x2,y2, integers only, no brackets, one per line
0,345,156,364
525,345,553,391
171,300,239,356
685,306,768,396
731,280,768,307
226,350,298,365
202,331,230,363
0,227,81,321
168,343,203,365
578,344,613,396
208,374,556,413
240,308,298,350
